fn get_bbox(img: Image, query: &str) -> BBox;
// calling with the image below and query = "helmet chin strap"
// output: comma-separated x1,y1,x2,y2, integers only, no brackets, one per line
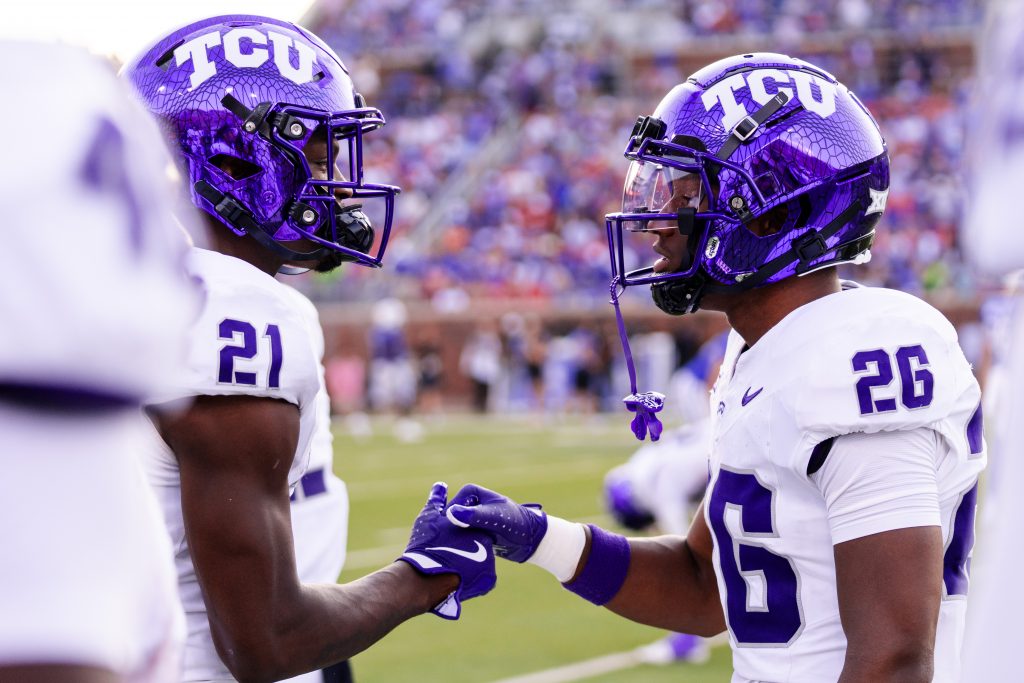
609,279,665,442
194,180,331,264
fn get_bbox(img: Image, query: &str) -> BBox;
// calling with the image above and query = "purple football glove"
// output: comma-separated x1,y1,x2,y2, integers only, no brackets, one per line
397,482,497,620
445,484,548,563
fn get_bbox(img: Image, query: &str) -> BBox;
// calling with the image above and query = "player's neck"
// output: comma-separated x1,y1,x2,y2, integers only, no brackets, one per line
723,270,841,347
207,223,284,277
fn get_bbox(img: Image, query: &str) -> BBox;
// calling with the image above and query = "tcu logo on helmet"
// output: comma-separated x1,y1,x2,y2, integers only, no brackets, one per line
174,28,319,89
702,69,838,131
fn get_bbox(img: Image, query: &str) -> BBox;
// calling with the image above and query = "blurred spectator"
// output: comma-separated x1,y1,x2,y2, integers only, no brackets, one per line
366,299,424,440
460,320,503,412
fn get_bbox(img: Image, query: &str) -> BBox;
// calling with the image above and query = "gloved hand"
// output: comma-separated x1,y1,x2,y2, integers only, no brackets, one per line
397,482,497,619
445,484,548,563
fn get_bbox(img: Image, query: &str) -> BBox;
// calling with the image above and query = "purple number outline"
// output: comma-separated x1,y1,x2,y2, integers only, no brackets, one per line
852,349,897,415
218,319,258,386
707,467,804,647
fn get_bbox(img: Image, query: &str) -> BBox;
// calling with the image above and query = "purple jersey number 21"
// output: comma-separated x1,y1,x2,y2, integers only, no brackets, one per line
218,318,283,388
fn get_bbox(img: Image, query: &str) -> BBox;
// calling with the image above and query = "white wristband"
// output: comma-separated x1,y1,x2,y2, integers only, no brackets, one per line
527,515,587,583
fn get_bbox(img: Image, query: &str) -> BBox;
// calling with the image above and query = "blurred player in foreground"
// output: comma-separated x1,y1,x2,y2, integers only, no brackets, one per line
125,15,495,682
602,333,727,665
0,42,199,682
960,1,1024,679
447,53,985,682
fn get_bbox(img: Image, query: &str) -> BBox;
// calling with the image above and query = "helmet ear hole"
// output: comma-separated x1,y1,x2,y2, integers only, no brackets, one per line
746,203,789,238
208,154,262,181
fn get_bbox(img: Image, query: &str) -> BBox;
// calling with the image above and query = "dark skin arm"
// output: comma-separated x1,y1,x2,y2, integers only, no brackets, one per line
835,526,943,683
153,395,456,683
583,502,726,637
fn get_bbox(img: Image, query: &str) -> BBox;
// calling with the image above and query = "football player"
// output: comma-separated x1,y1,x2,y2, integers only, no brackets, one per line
0,42,199,682
447,53,985,682
960,1,1024,678
124,15,496,682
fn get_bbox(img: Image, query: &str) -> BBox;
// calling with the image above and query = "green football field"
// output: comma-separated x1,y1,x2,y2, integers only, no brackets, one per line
333,415,733,683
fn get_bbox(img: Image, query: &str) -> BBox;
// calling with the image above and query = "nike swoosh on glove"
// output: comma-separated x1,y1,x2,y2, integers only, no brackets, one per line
445,484,548,562
397,481,497,620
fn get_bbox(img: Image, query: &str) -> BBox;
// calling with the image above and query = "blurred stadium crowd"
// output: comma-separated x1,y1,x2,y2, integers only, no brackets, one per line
296,0,983,308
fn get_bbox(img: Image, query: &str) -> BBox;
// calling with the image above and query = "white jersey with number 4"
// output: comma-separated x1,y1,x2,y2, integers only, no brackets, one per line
706,285,985,683
146,247,321,683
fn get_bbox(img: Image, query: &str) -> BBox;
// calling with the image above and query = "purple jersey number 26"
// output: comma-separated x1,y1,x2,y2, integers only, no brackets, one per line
218,318,283,388
852,344,933,415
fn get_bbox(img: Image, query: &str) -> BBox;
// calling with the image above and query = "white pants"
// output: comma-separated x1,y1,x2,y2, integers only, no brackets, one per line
0,405,184,681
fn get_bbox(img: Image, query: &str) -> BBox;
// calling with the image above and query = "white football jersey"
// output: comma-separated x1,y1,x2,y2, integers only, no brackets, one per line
706,286,985,683
0,42,199,680
0,42,198,402
146,248,321,682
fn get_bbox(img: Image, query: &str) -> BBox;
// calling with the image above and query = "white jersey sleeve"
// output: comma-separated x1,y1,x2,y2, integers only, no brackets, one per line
161,250,320,410
788,288,983,476
813,428,943,544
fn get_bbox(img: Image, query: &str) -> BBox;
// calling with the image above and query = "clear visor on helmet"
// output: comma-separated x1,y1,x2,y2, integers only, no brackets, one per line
621,159,704,232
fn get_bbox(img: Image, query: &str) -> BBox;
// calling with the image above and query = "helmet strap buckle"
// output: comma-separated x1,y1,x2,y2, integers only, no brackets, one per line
793,230,828,272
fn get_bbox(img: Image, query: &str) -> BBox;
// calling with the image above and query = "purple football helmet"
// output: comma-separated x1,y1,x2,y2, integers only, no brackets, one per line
122,15,400,270
606,53,889,440
606,52,890,315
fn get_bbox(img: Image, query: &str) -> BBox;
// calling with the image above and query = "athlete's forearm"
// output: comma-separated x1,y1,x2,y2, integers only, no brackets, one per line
604,535,726,636
211,562,456,682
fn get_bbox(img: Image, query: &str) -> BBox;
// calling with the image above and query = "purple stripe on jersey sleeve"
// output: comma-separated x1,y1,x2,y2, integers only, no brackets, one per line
966,403,984,457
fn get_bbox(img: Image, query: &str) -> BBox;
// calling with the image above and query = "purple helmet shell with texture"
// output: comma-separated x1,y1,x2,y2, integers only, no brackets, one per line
606,52,890,314
122,15,400,269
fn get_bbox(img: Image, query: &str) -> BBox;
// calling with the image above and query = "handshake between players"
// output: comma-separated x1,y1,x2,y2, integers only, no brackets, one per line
404,483,621,615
